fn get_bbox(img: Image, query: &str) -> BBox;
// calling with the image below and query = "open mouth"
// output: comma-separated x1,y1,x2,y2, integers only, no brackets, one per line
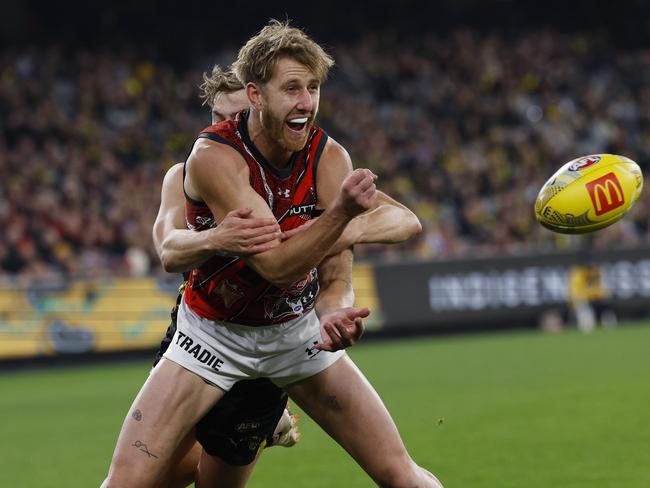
286,117,309,132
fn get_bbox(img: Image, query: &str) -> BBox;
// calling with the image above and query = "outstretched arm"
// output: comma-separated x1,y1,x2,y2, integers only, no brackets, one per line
283,191,422,255
152,163,281,273
348,191,422,244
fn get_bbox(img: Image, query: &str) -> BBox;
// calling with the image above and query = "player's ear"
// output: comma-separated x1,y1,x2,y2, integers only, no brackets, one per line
246,82,263,109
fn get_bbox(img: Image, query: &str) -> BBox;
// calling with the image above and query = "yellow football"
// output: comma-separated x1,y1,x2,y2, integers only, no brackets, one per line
535,154,643,234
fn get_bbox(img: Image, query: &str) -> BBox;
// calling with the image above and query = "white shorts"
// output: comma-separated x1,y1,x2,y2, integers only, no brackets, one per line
162,298,345,391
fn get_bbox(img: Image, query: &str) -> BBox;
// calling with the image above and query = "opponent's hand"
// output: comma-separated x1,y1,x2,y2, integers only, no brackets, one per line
209,208,281,255
331,169,377,219
315,307,369,352
280,217,318,241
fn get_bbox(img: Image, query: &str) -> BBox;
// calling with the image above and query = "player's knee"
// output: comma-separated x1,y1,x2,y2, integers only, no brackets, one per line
104,456,157,488
374,459,418,488
375,459,442,488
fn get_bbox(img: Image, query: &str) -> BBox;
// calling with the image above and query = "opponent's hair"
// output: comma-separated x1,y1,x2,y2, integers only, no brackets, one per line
199,65,244,108
232,20,334,86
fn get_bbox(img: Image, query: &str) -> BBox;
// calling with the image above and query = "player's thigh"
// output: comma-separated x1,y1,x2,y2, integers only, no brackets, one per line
285,355,414,478
195,449,259,488
105,358,224,487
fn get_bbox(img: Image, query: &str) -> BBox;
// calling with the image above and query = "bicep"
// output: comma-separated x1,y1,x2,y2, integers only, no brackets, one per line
187,141,276,222
153,163,186,253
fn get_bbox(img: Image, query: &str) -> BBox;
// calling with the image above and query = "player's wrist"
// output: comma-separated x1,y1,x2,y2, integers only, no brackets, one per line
204,228,227,254
325,202,357,224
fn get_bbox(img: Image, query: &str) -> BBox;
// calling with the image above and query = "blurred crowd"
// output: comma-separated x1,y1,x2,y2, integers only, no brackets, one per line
2,29,650,280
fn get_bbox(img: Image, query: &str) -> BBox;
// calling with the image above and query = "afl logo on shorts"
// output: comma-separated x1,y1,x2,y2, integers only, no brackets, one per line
569,155,601,172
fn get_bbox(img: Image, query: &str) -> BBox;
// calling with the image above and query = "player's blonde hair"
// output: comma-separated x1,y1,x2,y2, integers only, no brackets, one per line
232,20,334,86
199,65,244,108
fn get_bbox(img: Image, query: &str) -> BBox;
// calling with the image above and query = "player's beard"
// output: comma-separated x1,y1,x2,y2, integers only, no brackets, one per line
260,103,313,153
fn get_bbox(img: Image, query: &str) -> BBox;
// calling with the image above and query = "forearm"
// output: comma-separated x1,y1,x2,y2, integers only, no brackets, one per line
246,209,350,287
355,203,421,244
315,278,355,316
327,193,421,255
315,249,355,316
159,229,215,273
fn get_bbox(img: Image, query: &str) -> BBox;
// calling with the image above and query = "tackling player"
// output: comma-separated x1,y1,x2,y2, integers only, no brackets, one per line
152,66,423,488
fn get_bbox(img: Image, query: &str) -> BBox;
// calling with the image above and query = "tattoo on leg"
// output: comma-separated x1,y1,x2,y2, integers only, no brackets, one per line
132,440,159,459
132,409,143,421
324,395,343,412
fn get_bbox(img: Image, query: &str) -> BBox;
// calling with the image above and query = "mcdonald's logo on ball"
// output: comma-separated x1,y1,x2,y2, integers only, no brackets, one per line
585,172,625,216
535,154,644,234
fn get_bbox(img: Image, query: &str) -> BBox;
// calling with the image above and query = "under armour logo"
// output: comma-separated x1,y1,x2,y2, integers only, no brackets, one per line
305,340,321,358
277,188,290,198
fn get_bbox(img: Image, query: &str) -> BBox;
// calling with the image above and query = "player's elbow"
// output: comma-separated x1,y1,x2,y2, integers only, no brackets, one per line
396,211,422,241
160,252,181,273
407,212,423,238
159,246,187,274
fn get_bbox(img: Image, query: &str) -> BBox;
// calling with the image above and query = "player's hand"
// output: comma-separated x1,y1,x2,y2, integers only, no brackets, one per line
331,169,378,219
280,217,318,241
209,208,281,255
315,307,369,352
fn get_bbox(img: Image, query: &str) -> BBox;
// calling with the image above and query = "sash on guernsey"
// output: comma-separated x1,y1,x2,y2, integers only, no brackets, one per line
183,110,329,326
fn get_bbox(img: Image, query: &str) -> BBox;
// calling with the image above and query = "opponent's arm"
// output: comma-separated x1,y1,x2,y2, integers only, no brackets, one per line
186,139,376,287
348,191,422,244
313,249,368,351
311,143,370,351
152,163,280,273
282,191,422,254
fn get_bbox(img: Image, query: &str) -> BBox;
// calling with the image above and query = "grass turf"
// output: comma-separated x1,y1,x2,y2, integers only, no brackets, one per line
1,324,649,487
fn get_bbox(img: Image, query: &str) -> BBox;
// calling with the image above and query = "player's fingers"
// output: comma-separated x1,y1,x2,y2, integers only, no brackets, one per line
359,182,377,199
332,321,354,347
358,186,377,208
240,224,281,238
347,174,375,197
238,218,279,229
343,307,371,320
329,322,349,350
246,231,281,246
227,207,253,218
244,241,279,255
245,223,282,238
314,324,336,351
351,317,365,341
280,218,316,240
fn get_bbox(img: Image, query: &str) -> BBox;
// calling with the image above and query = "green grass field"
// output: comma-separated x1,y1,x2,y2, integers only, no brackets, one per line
1,324,649,487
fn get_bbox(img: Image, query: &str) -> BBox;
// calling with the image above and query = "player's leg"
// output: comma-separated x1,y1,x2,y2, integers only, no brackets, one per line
195,451,258,488
193,378,290,487
101,358,225,488
285,355,443,488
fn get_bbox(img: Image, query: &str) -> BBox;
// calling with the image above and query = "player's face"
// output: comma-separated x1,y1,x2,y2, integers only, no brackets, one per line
258,57,320,152
212,89,249,123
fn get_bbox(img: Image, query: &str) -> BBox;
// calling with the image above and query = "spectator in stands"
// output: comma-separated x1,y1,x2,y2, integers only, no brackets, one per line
1,30,650,281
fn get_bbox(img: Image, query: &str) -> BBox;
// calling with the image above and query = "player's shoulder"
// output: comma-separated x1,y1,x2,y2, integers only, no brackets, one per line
164,162,184,179
189,135,247,175
160,162,184,191
319,136,353,172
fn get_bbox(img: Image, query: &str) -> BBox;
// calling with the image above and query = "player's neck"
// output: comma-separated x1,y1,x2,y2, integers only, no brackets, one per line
247,109,293,168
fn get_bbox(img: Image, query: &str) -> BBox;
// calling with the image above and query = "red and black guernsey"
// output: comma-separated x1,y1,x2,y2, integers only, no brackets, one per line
183,110,329,326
